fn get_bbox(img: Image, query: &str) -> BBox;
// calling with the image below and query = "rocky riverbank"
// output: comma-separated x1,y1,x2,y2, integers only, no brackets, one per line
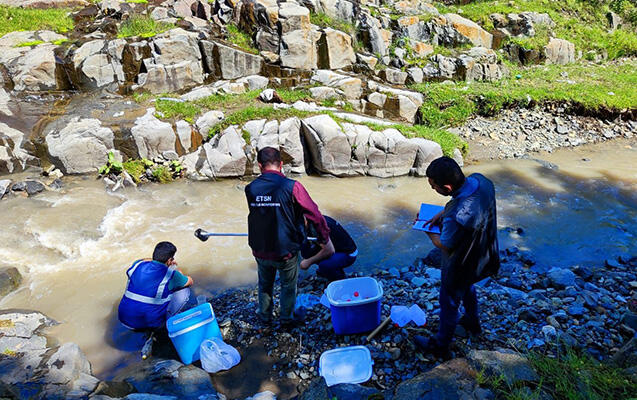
3,243,636,399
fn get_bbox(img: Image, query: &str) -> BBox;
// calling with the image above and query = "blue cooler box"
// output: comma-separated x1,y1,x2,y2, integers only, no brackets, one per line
166,303,222,364
325,277,383,335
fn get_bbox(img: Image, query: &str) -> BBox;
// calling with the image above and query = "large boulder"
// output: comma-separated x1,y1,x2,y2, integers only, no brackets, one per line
1,122,35,174
68,39,126,89
422,48,507,82
491,12,554,38
410,137,443,176
467,349,539,386
200,41,263,80
131,109,176,159
310,70,362,99
244,117,305,174
280,28,320,70
0,267,22,297
441,13,493,48
199,126,247,178
115,358,218,400
317,28,356,70
0,31,67,91
45,117,116,174
301,114,353,176
137,29,205,93
393,358,479,399
544,38,575,65
360,13,392,56
195,110,225,137
347,124,420,177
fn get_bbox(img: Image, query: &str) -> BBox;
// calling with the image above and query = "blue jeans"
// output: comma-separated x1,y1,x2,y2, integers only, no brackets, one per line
316,252,357,281
435,284,479,347
167,287,192,318
256,255,299,322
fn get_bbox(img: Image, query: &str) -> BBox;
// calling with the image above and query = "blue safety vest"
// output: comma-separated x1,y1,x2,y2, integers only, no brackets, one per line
118,259,176,329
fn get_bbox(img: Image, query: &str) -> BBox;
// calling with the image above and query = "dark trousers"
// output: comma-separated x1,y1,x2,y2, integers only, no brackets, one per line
435,283,479,348
317,252,356,281
256,254,299,323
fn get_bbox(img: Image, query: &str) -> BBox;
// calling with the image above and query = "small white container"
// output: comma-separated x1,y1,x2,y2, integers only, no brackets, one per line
319,345,373,386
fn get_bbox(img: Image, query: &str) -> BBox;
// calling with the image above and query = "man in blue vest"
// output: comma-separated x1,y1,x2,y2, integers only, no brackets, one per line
118,241,194,330
245,147,330,328
414,157,499,357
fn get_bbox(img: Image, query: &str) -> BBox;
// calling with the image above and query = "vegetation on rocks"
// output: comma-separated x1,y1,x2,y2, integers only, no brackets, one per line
117,15,175,38
226,23,258,54
310,12,357,36
413,60,637,130
209,106,313,138
0,6,74,37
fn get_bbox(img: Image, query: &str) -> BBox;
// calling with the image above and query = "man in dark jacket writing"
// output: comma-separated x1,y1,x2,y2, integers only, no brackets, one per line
245,147,330,328
415,157,500,356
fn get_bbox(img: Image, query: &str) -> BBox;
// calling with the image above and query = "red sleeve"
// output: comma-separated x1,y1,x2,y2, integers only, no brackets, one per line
293,181,330,244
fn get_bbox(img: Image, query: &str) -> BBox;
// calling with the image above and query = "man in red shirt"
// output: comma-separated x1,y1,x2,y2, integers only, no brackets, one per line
245,147,330,328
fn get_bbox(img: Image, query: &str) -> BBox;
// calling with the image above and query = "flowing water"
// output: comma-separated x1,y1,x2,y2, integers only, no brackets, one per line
1,139,636,377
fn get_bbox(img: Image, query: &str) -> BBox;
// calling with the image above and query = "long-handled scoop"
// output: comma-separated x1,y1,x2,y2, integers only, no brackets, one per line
194,228,318,242
194,228,248,242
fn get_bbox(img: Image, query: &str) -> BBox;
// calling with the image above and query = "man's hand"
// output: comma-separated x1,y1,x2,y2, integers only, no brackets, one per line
424,210,444,228
300,259,312,270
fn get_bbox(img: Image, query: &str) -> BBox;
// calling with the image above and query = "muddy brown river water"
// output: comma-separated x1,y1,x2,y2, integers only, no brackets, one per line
1,139,636,378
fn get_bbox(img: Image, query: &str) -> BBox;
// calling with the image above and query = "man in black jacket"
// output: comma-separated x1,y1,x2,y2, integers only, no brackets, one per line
245,147,330,327
415,156,499,356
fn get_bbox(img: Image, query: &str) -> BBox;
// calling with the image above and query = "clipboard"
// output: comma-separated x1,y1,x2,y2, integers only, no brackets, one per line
412,203,444,234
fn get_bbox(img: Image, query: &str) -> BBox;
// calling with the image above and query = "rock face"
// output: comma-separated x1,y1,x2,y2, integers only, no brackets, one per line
422,48,507,82
200,41,263,80
0,31,67,91
491,12,554,38
137,29,205,93
317,28,356,70
45,117,116,174
442,13,493,48
69,39,126,89
115,358,218,400
301,114,353,176
544,38,575,65
0,122,35,174
131,109,177,160
198,126,247,178
244,117,305,174
310,70,362,99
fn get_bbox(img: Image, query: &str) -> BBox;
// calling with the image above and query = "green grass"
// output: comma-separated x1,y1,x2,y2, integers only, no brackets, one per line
193,90,260,110
508,23,551,51
433,0,637,59
14,40,44,47
117,15,175,38
208,106,314,138
226,23,258,54
155,98,201,123
276,88,312,103
479,350,637,400
412,60,637,129
151,166,173,183
0,6,74,37
125,0,148,3
123,159,152,183
310,12,356,35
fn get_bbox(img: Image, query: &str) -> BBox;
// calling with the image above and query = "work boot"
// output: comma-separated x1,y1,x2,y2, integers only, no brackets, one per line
413,335,449,359
458,315,482,336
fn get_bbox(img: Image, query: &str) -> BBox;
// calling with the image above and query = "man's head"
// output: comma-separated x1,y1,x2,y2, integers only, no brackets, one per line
257,147,282,172
153,241,177,265
425,156,465,196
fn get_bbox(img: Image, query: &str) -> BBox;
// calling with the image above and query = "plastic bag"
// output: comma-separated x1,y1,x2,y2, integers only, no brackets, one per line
390,304,427,327
200,337,241,373
296,293,320,309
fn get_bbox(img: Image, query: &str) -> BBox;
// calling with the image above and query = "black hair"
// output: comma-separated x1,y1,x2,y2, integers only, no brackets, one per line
426,156,465,188
152,241,177,264
257,147,281,167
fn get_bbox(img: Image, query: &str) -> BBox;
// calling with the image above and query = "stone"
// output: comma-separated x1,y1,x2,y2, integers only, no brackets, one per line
200,40,263,80
278,2,311,33
299,377,330,400
115,358,217,400
310,86,341,101
70,39,125,89
43,343,93,385
452,148,464,167
310,70,362,99
330,383,381,399
407,67,424,84
355,127,420,177
195,110,225,137
607,11,623,31
548,268,576,289
131,109,176,160
137,29,204,93
410,138,443,176
611,337,637,369
259,88,283,103
0,38,61,91
442,13,493,48
199,126,247,178
360,13,392,56
0,266,22,297
0,179,10,199
0,123,33,174
301,114,352,176
356,53,378,70
237,75,270,91
544,38,575,65
317,28,356,70
280,29,320,70
0,88,12,116
393,358,478,399
45,117,116,174
467,349,539,386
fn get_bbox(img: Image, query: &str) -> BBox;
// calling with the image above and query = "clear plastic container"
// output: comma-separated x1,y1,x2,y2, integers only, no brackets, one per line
319,346,373,386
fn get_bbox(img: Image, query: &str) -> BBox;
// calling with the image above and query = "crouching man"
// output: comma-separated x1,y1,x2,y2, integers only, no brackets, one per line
118,241,194,330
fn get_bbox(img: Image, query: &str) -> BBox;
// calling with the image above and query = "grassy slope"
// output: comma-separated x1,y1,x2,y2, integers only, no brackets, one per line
0,6,74,37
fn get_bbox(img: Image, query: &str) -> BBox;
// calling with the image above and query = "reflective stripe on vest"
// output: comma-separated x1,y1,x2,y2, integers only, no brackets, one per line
123,261,176,305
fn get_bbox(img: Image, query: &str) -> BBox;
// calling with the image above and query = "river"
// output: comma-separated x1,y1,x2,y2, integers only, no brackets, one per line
0,139,636,378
